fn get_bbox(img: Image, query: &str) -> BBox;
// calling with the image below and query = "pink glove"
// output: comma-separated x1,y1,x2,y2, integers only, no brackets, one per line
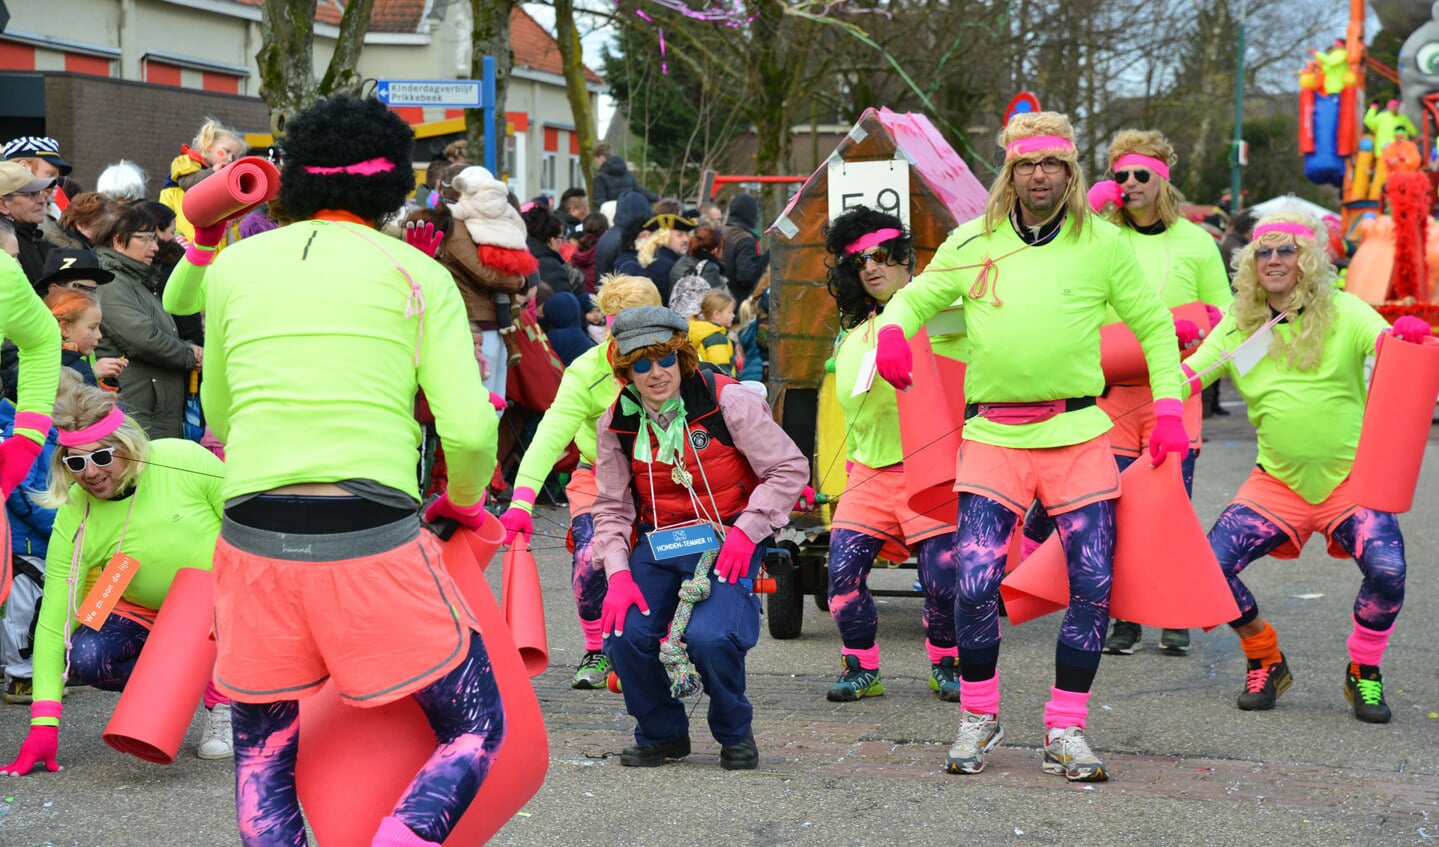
487,391,507,412
404,220,444,258
600,570,649,638
1148,398,1189,466
1174,317,1202,351
1087,180,1124,213
498,487,536,545
423,492,487,530
1,702,61,776
794,485,816,511
875,325,913,390
1204,304,1224,330
714,528,758,584
1390,316,1432,344
192,220,229,249
0,431,44,499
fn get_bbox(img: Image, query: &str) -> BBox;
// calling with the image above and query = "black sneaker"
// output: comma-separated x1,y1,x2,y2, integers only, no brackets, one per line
1237,655,1293,711
1160,629,1192,655
1344,663,1392,724
1104,620,1141,655
720,734,759,770
620,735,691,767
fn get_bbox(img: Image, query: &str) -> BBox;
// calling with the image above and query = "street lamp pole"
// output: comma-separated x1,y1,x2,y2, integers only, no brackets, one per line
1230,0,1247,214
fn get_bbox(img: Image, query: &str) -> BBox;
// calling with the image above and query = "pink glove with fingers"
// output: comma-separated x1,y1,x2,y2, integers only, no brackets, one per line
0,415,47,498
498,487,536,545
1148,398,1189,466
1174,317,1202,351
600,570,649,638
404,220,445,258
1087,180,1124,213
423,492,487,530
1,702,62,776
487,391,507,412
875,325,913,390
714,528,757,584
1204,304,1224,330
1389,316,1432,344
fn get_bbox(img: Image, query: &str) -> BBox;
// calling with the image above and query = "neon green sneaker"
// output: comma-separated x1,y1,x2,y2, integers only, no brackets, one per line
1344,662,1391,723
826,655,884,702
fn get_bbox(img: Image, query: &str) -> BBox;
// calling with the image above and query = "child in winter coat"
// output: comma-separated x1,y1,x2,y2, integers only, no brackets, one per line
688,288,737,375
159,118,247,245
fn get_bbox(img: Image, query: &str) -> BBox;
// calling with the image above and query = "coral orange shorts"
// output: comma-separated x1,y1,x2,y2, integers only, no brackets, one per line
954,435,1121,517
211,518,478,707
1233,468,1359,560
566,465,598,518
831,462,955,563
1099,384,1203,458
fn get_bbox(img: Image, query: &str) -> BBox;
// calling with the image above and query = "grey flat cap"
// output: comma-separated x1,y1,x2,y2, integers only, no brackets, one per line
611,305,689,355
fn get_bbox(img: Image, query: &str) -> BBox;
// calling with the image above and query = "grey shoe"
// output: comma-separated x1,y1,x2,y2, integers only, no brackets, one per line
944,710,1004,774
1041,726,1107,782
1160,628,1192,654
1104,620,1141,655
572,650,612,690
197,704,234,760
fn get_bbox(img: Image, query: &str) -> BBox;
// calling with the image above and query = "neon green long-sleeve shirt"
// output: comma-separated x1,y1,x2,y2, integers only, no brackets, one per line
512,342,618,499
34,439,224,709
1106,218,1233,319
161,258,206,316
199,220,497,506
1,253,60,443
880,214,1182,449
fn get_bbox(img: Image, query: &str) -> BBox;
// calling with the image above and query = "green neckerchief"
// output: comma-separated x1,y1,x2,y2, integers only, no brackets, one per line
620,390,687,465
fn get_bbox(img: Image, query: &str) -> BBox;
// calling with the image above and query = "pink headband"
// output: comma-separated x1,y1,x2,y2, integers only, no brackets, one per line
1253,222,1315,241
1113,153,1171,181
57,406,125,447
845,228,903,255
302,157,396,176
1005,135,1075,158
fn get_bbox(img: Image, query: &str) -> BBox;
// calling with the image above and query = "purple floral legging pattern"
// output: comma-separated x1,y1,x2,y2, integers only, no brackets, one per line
827,528,959,651
1208,503,1406,630
231,632,505,846
570,512,605,622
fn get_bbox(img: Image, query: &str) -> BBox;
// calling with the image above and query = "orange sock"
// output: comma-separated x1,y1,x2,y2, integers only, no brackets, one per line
1239,621,1282,666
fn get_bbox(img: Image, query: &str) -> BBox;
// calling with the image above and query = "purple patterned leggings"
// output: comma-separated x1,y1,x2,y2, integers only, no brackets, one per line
827,528,959,651
231,632,505,846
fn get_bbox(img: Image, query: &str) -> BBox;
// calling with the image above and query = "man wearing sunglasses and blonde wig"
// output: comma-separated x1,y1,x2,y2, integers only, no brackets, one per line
872,111,1185,782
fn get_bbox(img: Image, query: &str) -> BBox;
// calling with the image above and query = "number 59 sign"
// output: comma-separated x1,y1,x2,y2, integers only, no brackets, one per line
827,160,911,227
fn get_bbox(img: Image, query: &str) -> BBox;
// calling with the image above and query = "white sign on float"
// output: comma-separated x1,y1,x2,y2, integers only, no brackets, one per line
376,80,486,108
827,159,911,227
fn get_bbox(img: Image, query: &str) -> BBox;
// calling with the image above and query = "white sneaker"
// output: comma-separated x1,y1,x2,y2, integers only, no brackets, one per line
944,710,1004,774
198,704,234,760
1041,726,1107,782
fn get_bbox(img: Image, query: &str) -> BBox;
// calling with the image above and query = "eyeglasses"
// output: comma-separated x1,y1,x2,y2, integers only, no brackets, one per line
1254,245,1298,261
130,233,159,245
62,447,117,474
1014,158,1065,175
849,247,893,269
1114,169,1153,184
631,352,678,375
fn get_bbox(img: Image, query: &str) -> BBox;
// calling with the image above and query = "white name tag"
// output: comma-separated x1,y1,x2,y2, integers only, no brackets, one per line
1230,325,1274,377
852,348,877,397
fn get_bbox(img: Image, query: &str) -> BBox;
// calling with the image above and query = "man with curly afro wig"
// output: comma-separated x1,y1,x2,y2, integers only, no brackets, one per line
872,110,1187,782
187,94,508,847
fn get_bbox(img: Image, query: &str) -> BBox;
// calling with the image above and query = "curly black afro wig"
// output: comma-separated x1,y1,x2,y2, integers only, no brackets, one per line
823,206,915,329
278,95,416,225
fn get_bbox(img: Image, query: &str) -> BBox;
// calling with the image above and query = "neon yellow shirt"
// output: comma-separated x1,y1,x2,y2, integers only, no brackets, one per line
881,214,1182,448
1183,290,1388,503
34,439,224,707
0,253,61,443
512,343,619,503
1105,218,1233,320
199,220,497,506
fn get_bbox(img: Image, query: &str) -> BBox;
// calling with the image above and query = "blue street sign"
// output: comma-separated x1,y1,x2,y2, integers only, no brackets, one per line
376,79,488,108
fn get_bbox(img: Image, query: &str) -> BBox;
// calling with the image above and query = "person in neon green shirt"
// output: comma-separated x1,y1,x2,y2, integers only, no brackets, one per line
1,379,230,776
0,242,62,500
816,206,966,705
1049,129,1233,657
1364,100,1419,155
873,112,1187,783
497,274,661,689
195,96,506,847
1181,211,1425,725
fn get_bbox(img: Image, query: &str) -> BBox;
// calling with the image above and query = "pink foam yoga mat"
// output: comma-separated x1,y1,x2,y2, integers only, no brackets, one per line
896,329,967,516
102,567,216,764
296,516,548,846
181,156,280,228
502,543,549,677
1100,301,1211,385
1350,333,1439,514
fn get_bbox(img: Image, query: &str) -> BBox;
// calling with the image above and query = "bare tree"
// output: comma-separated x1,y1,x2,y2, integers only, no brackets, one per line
257,0,376,135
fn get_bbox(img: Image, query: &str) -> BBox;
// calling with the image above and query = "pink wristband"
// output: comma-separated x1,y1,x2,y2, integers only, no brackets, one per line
511,486,537,508
1153,398,1183,418
12,411,52,436
1181,364,1202,398
185,244,218,267
31,701,62,721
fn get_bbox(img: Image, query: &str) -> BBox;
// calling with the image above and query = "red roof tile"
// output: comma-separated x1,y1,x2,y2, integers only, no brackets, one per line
510,6,603,84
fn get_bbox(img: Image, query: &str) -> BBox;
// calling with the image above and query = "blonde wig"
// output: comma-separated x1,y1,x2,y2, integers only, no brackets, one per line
595,274,662,317
1229,211,1338,372
1105,129,1185,229
38,370,152,508
983,111,1089,238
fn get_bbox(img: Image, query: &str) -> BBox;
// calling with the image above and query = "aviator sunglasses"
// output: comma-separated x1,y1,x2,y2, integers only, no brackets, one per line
1254,245,1298,261
63,447,117,474
1114,169,1152,184
850,247,893,269
631,352,678,374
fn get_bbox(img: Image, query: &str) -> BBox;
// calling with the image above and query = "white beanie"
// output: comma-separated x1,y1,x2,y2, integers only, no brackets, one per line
450,166,527,250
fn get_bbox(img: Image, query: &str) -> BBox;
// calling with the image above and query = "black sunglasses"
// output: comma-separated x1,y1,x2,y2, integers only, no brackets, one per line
850,247,892,269
631,352,678,374
63,447,116,473
1114,169,1152,184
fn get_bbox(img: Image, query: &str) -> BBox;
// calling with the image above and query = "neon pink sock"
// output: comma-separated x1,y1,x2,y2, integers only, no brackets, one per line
959,674,999,716
1346,616,1395,666
372,816,440,847
579,616,604,652
1020,534,1042,561
203,679,230,710
926,639,957,665
1044,687,1090,732
842,644,880,670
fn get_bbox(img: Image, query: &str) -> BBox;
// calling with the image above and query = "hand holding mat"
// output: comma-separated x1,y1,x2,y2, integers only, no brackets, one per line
180,156,280,229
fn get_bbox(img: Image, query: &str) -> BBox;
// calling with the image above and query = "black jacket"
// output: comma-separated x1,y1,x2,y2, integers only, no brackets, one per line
596,191,654,278
592,156,657,207
528,235,574,294
722,194,767,304
10,218,50,288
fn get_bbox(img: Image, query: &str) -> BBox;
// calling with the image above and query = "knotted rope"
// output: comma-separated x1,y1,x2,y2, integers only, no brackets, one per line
658,549,717,699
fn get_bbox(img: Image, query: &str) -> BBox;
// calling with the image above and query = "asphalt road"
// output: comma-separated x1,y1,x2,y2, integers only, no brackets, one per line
3,396,1439,847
